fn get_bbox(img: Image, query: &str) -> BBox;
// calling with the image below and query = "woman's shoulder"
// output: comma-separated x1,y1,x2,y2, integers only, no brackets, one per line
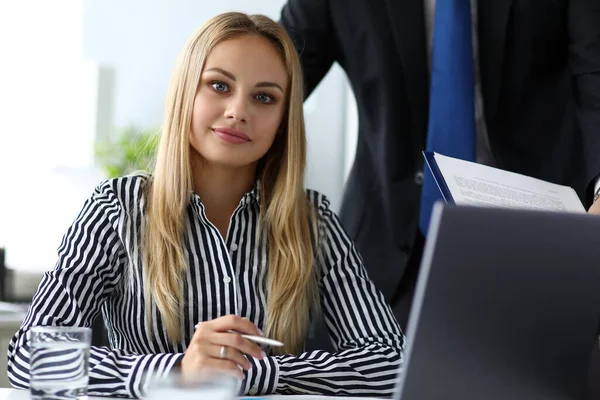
92,173,150,209
304,188,332,215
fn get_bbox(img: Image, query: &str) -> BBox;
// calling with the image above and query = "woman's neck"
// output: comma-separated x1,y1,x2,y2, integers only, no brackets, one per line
192,162,256,239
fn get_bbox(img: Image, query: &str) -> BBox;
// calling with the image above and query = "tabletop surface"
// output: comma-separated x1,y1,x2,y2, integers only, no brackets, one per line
0,388,384,400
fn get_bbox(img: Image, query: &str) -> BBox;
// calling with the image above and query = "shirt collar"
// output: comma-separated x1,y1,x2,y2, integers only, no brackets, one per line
247,181,260,204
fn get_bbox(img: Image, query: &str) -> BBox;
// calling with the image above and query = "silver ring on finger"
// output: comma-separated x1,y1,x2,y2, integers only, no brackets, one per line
219,345,228,359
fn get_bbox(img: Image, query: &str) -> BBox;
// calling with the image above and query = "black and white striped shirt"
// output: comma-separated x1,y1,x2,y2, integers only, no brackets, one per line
7,175,404,398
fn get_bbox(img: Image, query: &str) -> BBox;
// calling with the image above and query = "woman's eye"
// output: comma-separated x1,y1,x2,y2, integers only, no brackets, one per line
211,81,229,92
256,93,274,104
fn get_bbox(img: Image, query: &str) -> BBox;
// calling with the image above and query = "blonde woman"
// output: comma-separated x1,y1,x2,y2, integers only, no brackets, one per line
7,12,403,398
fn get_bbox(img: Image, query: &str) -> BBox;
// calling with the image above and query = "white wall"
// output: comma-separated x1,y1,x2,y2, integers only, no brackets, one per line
0,0,106,273
0,0,87,171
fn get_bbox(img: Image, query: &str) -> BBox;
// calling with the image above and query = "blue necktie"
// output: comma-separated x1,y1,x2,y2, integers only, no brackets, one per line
419,0,476,234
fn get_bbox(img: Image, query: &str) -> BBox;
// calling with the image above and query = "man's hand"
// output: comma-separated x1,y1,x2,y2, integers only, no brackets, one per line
589,199,600,215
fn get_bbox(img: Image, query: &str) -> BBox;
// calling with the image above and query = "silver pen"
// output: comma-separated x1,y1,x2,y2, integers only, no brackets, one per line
194,324,284,347
230,331,284,347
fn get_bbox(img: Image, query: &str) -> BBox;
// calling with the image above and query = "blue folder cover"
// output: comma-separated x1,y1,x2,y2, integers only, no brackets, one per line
423,151,455,204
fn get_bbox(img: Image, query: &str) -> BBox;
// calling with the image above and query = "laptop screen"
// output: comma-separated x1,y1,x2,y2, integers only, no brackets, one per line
394,204,600,400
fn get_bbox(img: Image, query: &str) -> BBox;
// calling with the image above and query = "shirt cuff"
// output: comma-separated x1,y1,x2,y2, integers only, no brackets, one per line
241,355,279,395
128,352,184,398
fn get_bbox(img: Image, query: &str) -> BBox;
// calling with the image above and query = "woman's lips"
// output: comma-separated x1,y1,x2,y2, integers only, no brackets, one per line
213,127,250,144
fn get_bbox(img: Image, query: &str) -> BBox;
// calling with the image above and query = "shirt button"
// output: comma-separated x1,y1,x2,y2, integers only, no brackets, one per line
249,387,258,395
414,170,424,185
223,276,232,284
231,243,238,251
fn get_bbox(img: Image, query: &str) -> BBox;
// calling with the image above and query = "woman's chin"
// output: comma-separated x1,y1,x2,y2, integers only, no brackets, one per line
200,156,258,171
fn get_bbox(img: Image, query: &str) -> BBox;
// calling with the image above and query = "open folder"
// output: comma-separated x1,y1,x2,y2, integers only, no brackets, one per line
423,151,586,213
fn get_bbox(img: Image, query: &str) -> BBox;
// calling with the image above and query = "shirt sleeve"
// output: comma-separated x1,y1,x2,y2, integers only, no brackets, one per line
240,193,405,397
6,179,183,398
279,0,336,99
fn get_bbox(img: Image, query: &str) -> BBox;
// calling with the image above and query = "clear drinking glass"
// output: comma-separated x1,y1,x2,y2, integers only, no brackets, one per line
29,326,92,400
145,371,238,400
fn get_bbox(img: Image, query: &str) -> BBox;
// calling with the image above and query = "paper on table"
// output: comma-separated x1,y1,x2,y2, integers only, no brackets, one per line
430,152,585,213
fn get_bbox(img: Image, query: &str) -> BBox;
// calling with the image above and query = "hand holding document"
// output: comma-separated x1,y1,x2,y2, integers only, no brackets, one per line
424,152,585,213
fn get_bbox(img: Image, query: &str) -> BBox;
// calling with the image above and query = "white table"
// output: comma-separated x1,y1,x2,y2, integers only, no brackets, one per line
0,388,382,399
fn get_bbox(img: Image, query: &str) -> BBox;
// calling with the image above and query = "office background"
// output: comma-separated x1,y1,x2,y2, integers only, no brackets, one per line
0,0,358,387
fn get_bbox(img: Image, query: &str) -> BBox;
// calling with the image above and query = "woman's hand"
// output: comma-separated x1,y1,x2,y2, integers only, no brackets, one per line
180,315,265,380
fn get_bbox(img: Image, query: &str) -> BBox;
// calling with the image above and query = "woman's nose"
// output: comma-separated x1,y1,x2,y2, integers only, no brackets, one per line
224,95,249,123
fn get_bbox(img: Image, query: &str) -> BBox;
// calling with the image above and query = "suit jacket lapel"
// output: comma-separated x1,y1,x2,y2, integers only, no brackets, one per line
383,0,429,149
478,1,513,123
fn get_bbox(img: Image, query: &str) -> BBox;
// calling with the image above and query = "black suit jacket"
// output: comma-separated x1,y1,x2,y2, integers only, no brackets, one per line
281,0,600,301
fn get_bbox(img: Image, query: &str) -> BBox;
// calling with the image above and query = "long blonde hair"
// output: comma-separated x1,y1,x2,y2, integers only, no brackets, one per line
143,12,318,354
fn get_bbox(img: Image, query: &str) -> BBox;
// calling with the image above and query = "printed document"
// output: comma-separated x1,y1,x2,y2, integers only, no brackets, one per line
428,152,585,213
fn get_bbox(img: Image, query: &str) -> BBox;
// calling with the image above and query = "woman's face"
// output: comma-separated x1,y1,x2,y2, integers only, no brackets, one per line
190,34,288,172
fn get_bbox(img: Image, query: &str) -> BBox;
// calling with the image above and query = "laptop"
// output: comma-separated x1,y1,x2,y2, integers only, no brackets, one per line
394,203,600,400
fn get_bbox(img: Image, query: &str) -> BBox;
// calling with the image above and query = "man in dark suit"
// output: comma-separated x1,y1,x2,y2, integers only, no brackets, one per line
280,0,600,329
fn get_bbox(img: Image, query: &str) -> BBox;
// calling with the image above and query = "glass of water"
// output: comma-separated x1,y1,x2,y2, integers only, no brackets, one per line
29,326,92,400
145,371,238,400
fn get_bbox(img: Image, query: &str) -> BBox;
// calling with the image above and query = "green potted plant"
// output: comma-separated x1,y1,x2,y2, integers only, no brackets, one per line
95,126,160,178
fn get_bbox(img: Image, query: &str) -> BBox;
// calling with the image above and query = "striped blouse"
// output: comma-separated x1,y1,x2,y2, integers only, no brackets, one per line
7,174,404,398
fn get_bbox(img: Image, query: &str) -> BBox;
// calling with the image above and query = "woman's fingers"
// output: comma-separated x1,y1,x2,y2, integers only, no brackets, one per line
194,316,265,361
208,315,262,336
211,344,252,371
182,315,266,380
180,342,247,380
210,331,265,361
200,357,245,380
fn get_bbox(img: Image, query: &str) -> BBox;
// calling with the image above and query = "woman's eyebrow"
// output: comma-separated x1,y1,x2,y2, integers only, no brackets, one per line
256,82,284,93
205,67,236,81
